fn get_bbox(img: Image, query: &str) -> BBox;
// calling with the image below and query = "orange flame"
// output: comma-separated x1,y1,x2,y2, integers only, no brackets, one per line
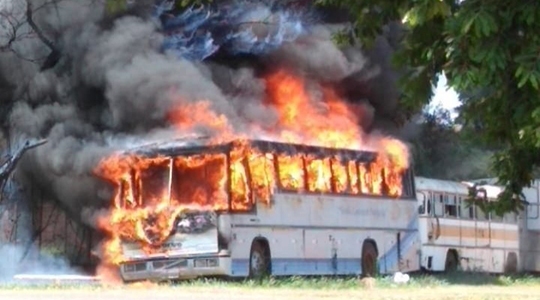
94,69,410,268
264,70,365,149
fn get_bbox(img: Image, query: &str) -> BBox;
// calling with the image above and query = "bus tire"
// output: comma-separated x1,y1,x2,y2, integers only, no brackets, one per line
504,252,518,274
444,249,458,272
361,241,378,278
249,239,271,279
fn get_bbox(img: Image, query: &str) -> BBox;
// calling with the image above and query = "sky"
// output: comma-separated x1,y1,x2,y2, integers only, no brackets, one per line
431,73,461,119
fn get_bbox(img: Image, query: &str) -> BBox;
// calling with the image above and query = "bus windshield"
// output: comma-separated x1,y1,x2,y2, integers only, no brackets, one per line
121,153,233,211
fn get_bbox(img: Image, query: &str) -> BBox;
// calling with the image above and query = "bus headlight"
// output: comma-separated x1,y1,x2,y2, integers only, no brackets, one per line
194,258,219,268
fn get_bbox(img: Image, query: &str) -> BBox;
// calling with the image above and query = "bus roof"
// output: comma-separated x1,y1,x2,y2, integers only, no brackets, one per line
415,177,470,195
415,176,506,200
123,137,379,162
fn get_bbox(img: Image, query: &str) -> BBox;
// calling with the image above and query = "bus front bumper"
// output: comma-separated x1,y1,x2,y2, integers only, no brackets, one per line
119,254,231,282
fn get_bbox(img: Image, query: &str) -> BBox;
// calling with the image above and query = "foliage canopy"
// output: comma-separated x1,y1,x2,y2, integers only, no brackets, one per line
315,0,540,214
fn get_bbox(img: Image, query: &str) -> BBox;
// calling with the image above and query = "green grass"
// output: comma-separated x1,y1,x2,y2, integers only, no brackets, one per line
170,273,540,289
2,272,540,290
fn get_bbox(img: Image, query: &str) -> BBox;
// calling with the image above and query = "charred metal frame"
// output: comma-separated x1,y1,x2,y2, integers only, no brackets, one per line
226,150,232,211
122,138,415,214
167,158,174,204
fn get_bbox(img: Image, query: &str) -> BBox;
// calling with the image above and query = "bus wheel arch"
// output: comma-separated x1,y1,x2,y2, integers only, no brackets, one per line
504,252,518,274
444,249,459,272
361,239,379,278
249,237,271,278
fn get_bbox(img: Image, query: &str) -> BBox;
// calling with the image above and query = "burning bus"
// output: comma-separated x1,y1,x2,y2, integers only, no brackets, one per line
94,137,419,282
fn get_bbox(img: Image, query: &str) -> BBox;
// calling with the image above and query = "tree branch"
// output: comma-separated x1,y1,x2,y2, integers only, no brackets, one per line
25,0,62,70
25,0,56,52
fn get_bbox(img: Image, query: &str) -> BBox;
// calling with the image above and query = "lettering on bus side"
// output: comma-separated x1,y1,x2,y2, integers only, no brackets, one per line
338,207,387,218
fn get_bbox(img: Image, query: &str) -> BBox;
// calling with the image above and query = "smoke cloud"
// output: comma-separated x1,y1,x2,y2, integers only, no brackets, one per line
0,0,409,268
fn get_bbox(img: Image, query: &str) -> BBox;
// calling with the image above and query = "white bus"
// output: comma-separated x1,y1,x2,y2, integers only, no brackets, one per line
99,138,420,282
415,177,520,273
469,178,540,274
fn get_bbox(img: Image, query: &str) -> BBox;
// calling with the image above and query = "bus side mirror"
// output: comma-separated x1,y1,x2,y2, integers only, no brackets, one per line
418,204,425,214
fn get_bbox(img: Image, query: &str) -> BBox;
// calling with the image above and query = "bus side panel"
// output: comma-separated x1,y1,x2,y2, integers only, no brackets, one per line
229,227,419,276
521,230,540,273
398,230,421,273
229,193,420,276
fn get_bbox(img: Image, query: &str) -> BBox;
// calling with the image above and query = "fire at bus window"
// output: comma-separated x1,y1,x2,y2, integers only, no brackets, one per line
173,154,228,210
347,161,360,194
330,157,349,194
117,175,139,209
247,151,276,205
229,152,252,211
139,160,171,207
304,155,332,193
277,154,305,191
358,162,370,194
366,162,383,195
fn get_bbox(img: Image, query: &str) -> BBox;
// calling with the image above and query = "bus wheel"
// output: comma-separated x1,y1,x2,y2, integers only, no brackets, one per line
504,252,518,274
444,250,458,272
249,240,270,278
361,241,378,278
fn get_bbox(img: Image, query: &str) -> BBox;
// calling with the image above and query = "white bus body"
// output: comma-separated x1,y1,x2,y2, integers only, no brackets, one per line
112,139,420,281
225,192,419,277
415,177,520,273
520,180,540,273
471,178,540,273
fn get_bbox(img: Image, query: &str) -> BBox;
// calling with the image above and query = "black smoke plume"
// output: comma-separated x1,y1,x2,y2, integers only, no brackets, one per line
0,0,407,227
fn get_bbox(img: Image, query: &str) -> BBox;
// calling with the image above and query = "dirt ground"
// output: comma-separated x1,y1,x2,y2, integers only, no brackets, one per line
1,285,540,300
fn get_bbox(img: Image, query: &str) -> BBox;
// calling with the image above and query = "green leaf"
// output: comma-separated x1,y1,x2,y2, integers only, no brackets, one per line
461,15,476,35
515,66,524,78
518,73,530,88
531,73,539,90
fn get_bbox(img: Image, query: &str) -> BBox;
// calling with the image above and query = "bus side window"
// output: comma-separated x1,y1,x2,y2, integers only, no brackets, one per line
444,194,458,217
456,196,461,218
247,151,276,205
330,158,349,194
276,154,306,192
459,197,470,219
418,197,425,214
476,206,488,221
427,193,432,215
504,212,517,223
402,170,414,198
304,156,332,193
347,161,360,194
491,210,504,222
433,193,444,216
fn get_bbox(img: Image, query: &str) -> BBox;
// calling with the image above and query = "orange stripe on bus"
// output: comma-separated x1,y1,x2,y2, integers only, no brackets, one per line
437,225,518,241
